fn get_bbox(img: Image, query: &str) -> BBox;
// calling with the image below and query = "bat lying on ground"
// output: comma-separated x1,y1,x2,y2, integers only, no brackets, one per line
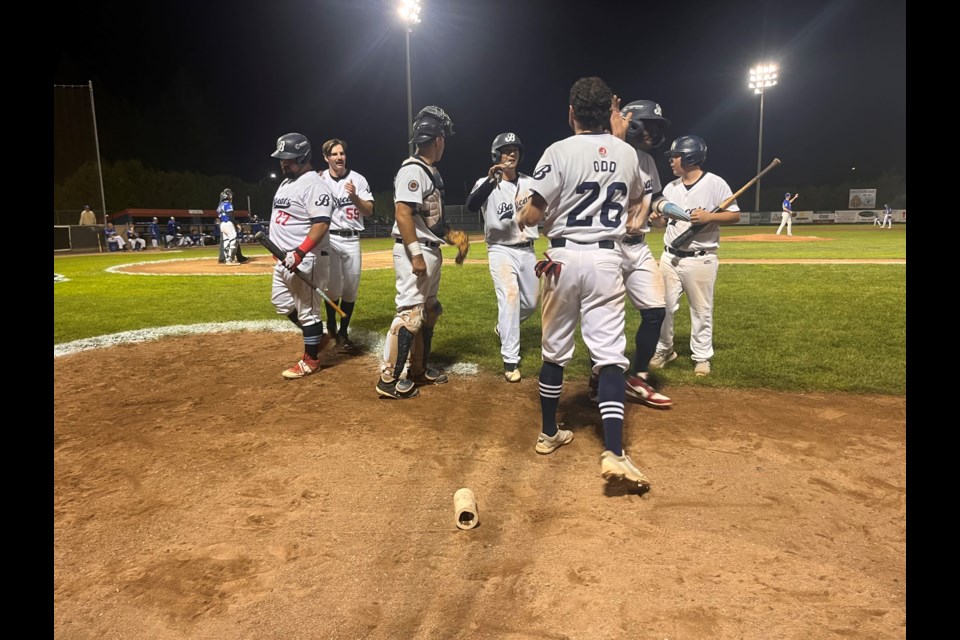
254,231,346,318
670,158,782,250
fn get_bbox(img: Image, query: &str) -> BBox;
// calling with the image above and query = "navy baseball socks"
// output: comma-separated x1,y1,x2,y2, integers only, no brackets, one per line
596,365,651,489
536,362,572,454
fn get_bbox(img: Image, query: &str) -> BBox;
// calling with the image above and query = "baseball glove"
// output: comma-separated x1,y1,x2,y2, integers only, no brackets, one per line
445,228,470,265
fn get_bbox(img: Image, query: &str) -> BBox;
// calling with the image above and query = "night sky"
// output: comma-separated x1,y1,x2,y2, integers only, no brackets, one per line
54,0,906,203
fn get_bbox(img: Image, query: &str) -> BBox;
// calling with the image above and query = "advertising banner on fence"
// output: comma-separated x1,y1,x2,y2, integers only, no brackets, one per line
848,189,877,208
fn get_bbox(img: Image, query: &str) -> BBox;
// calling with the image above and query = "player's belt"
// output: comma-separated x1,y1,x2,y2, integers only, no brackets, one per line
664,245,708,258
497,241,534,249
622,234,646,246
396,237,442,249
330,229,360,237
550,238,615,250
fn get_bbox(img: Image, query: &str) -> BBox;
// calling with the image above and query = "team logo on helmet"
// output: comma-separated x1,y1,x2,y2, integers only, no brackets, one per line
653,104,663,117
598,147,608,158
533,165,552,180
504,133,516,143
408,180,419,191
276,141,286,152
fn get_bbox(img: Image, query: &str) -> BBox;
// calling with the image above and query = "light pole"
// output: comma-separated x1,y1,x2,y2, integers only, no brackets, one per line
398,0,422,157
749,63,778,212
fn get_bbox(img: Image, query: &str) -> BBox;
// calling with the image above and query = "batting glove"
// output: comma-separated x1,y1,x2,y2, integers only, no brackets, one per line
534,256,562,279
282,248,306,272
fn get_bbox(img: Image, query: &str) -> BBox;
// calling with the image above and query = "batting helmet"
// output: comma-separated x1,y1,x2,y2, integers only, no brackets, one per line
271,133,313,165
491,132,523,163
411,106,454,146
620,100,671,149
220,188,233,202
665,135,707,166
785,192,791,198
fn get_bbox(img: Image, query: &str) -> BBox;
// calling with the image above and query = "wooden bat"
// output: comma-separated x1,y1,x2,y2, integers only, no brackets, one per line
254,231,346,318
669,157,782,250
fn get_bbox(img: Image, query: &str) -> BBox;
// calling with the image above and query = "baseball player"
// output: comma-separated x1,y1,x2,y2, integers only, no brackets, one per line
466,132,539,382
588,99,675,409
147,216,160,248
165,217,177,248
376,105,455,400
125,224,146,251
777,192,799,236
516,77,651,489
104,222,125,251
267,132,335,379
217,188,241,264
319,138,375,354
217,189,249,264
882,203,893,228
648,135,741,377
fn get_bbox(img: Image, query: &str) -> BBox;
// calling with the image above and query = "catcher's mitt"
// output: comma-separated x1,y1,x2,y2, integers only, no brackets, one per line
446,228,470,265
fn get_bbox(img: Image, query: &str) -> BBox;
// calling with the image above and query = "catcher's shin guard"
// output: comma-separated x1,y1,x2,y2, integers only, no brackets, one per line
381,306,423,381
409,300,442,376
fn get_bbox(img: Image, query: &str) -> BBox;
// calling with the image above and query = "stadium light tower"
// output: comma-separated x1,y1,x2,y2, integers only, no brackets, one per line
749,63,778,212
398,0,422,157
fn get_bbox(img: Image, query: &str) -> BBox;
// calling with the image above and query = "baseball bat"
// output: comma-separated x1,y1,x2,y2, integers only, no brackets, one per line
670,157,782,250
254,231,347,318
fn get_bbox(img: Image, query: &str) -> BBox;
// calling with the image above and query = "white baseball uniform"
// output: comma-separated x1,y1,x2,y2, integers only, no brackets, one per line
472,172,539,365
319,169,373,303
268,171,334,326
776,196,793,236
658,172,740,362
390,159,445,309
621,149,664,311
532,132,646,371
882,206,893,228
217,200,239,262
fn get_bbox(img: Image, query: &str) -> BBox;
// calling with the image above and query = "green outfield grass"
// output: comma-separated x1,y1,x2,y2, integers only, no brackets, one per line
54,225,906,395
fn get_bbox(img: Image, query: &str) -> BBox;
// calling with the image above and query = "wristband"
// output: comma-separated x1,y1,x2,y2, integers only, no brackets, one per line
297,236,317,255
405,241,423,257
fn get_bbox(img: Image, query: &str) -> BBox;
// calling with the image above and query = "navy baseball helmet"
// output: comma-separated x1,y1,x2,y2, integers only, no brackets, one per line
785,192,791,198
620,100,671,149
491,132,523,163
271,133,312,165
411,106,454,146
665,135,707,166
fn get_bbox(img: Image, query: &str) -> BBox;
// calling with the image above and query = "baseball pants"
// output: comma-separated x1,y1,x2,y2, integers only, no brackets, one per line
621,241,666,310
776,212,792,235
271,252,330,326
540,244,629,372
327,234,362,302
392,242,442,309
657,252,719,362
488,244,538,365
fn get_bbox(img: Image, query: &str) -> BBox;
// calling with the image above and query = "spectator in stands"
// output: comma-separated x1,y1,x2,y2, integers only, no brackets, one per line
104,223,126,251
147,217,161,248
126,225,146,251
79,205,97,226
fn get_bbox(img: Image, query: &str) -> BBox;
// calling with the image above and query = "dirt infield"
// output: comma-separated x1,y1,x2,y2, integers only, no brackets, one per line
53,330,906,639
115,234,903,276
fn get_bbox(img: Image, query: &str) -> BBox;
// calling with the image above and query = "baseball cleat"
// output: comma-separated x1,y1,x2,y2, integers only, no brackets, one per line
625,375,673,408
337,336,359,354
649,350,678,369
282,354,321,379
409,368,449,385
694,360,711,377
600,450,651,490
535,428,573,454
504,369,521,383
376,378,420,399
